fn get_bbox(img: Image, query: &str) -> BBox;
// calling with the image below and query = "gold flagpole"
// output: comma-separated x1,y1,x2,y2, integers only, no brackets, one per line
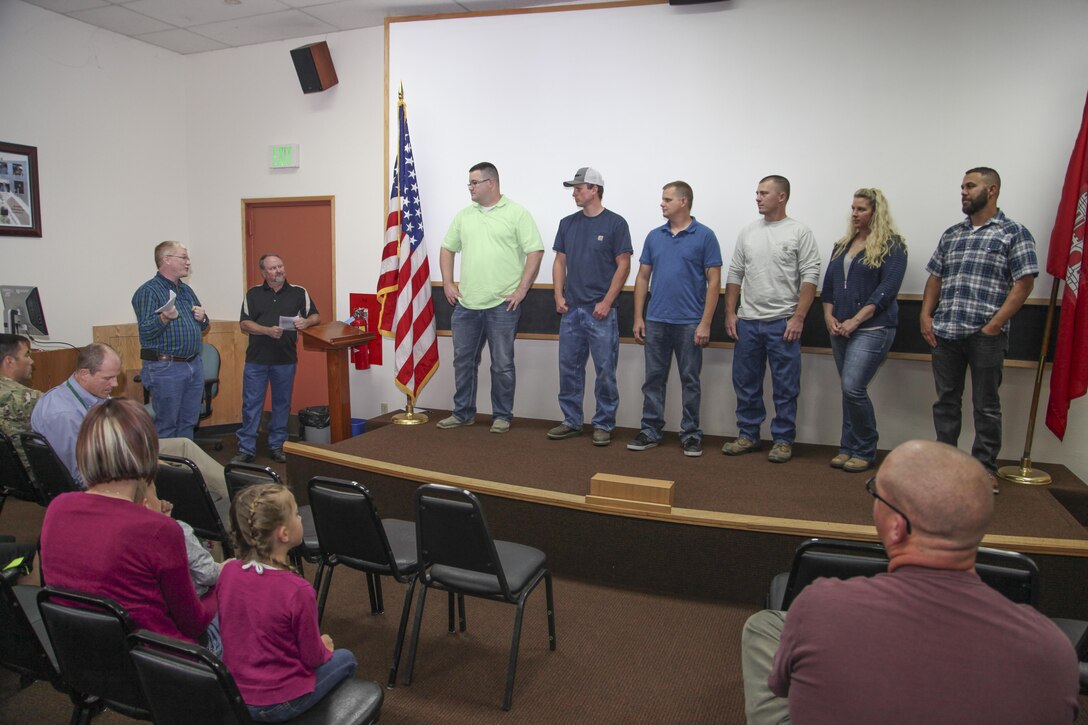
997,280,1058,485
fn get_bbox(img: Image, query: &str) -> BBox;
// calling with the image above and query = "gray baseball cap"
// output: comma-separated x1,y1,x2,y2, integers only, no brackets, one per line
563,167,605,187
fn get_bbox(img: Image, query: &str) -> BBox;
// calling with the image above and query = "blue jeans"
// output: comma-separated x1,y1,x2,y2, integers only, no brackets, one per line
237,362,297,455
931,331,1007,473
558,306,620,431
141,356,203,440
830,328,895,462
451,303,520,422
732,318,801,444
247,648,357,723
640,321,702,443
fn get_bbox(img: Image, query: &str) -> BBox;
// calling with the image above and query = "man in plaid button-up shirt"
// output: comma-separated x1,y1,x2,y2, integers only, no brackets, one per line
920,167,1038,485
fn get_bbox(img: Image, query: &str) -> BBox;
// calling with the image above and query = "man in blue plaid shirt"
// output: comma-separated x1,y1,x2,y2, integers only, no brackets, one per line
131,241,210,440
920,168,1038,487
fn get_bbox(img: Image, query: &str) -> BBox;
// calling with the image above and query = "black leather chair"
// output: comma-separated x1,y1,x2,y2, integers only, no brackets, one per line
37,586,151,724
129,630,384,725
0,575,77,706
157,453,233,558
224,462,322,582
404,484,556,710
768,538,1043,610
308,476,419,688
0,430,46,512
18,432,81,502
767,539,889,610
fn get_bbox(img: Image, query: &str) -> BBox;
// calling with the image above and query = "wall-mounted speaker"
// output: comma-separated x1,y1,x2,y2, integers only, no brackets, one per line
291,41,338,94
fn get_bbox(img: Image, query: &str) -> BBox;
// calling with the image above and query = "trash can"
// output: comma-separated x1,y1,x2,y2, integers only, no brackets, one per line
299,406,331,444
350,418,367,437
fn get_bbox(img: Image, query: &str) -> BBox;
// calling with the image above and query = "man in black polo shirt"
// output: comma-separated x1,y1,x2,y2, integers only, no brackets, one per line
232,254,320,463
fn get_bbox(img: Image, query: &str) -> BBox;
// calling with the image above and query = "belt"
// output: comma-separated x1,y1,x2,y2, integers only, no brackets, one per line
140,349,196,363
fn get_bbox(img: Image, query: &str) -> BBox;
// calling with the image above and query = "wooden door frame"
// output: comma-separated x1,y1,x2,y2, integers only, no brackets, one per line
240,196,337,309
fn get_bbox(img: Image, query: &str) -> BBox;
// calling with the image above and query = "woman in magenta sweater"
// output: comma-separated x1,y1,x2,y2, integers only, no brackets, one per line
39,399,213,644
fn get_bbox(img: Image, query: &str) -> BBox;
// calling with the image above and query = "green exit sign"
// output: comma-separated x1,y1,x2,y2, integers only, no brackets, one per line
269,144,300,168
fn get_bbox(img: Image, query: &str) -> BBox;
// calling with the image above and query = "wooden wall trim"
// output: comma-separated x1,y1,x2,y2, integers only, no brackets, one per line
92,320,248,426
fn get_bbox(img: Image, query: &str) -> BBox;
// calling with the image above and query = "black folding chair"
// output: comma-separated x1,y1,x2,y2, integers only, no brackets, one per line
157,454,233,558
767,538,1044,610
767,539,889,610
129,630,384,725
224,462,322,582
37,586,151,724
404,484,556,711
0,575,81,709
18,432,81,502
308,476,419,688
0,430,46,512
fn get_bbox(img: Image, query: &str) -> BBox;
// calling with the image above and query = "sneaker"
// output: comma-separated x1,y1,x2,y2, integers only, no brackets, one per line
988,472,1000,495
437,415,473,429
592,429,612,447
269,449,287,464
768,442,793,464
722,436,760,456
842,457,870,473
547,424,582,440
231,452,255,464
682,438,703,457
626,432,658,451
830,453,850,468
490,419,511,434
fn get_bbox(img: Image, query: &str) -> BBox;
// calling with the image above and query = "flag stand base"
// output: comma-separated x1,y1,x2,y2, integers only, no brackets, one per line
997,458,1051,486
393,411,428,426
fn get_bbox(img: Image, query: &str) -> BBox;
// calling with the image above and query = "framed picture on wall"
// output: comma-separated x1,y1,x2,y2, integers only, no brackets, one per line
0,142,42,237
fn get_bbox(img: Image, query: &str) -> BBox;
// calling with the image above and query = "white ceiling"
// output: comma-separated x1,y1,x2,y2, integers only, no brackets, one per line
22,0,584,54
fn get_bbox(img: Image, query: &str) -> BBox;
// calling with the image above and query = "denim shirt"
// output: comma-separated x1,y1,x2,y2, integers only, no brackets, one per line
820,238,907,328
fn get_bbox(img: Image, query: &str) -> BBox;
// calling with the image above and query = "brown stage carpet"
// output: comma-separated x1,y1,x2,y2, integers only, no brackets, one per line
290,411,1088,548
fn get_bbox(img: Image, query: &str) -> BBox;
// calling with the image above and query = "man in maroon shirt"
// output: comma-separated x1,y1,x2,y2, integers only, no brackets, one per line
741,440,1080,724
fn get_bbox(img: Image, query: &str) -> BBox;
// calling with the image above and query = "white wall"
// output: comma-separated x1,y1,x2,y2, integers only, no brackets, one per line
4,0,1087,481
0,1,188,344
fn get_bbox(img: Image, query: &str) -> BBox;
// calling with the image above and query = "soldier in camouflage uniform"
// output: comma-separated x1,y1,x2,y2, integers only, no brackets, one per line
0,334,41,473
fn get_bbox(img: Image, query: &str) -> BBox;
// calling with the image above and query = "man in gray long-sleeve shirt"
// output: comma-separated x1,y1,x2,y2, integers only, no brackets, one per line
722,175,820,464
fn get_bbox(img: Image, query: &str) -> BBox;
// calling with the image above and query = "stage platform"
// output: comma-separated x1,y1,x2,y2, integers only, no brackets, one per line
285,411,1088,618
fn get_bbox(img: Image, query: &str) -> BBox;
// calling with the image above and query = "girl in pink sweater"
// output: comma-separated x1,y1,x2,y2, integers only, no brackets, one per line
217,483,356,722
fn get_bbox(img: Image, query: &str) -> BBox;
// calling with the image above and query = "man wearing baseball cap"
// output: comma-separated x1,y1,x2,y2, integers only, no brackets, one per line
547,167,633,447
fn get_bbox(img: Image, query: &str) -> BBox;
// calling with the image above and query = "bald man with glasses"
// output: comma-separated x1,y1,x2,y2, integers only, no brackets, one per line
740,440,1079,724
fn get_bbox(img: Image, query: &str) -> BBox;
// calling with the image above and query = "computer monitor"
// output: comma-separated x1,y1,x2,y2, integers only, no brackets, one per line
1,285,48,336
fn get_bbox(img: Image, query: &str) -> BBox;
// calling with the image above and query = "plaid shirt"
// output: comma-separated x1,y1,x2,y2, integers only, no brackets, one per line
131,272,209,357
925,210,1038,340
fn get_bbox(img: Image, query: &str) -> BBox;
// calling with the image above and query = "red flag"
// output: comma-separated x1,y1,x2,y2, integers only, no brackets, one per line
1045,92,1088,439
374,92,439,403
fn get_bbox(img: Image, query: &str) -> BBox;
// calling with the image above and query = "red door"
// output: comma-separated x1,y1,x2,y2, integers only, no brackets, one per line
243,198,335,410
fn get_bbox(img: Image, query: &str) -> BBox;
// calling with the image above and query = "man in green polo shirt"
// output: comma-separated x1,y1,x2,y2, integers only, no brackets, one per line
438,162,544,433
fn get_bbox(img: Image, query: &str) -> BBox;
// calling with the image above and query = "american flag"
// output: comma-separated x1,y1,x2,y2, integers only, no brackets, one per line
376,93,439,403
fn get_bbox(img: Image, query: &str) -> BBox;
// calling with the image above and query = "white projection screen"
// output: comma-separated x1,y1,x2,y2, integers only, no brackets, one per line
388,0,1087,292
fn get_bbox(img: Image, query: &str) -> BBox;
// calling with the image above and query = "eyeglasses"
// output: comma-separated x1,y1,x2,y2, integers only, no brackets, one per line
166,254,190,262
466,178,492,189
865,476,912,534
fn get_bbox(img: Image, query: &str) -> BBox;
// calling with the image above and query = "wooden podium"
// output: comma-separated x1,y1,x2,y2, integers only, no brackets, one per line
301,322,375,443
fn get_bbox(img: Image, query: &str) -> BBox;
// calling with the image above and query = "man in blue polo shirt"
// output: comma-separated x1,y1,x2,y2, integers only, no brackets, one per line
131,241,209,440
628,181,722,457
920,167,1038,488
232,254,320,464
548,167,633,447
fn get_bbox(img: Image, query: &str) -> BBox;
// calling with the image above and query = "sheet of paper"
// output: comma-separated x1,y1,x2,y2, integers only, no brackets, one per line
279,315,299,331
154,290,177,314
